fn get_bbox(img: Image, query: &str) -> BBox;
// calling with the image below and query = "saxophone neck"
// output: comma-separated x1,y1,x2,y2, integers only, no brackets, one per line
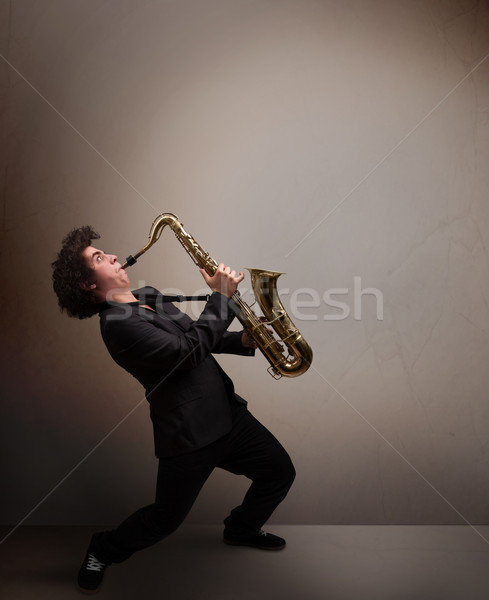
148,213,181,246
121,213,182,268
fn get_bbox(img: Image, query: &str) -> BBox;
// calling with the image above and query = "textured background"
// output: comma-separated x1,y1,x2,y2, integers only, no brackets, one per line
1,0,488,526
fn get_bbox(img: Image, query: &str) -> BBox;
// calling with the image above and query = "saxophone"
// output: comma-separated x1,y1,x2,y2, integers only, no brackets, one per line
121,213,313,378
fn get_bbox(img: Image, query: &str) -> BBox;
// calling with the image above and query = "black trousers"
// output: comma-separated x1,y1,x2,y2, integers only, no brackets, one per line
93,406,295,564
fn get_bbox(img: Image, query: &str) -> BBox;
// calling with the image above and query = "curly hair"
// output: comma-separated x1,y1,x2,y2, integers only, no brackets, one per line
52,225,101,319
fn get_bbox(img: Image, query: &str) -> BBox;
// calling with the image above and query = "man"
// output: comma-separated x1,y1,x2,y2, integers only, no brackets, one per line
52,225,295,594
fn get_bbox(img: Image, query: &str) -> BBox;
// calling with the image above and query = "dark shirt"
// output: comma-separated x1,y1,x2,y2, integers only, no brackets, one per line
98,286,253,457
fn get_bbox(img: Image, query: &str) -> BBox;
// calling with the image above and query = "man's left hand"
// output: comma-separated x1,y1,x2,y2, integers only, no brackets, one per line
241,331,258,349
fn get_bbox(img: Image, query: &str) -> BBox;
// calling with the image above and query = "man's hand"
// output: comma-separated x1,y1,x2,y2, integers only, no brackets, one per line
200,263,245,298
241,331,258,349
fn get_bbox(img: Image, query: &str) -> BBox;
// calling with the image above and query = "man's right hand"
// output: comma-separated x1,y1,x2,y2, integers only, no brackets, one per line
200,263,244,298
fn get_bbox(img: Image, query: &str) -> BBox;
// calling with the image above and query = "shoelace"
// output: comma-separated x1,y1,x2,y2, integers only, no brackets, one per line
86,554,105,572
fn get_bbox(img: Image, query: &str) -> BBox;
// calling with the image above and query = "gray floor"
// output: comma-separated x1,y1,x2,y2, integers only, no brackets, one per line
1,525,489,599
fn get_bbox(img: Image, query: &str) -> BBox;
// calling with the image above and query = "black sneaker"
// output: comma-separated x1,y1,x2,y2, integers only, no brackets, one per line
76,549,108,594
223,528,286,551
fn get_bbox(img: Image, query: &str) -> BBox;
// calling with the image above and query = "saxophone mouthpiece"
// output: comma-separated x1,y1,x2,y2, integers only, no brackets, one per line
122,255,138,269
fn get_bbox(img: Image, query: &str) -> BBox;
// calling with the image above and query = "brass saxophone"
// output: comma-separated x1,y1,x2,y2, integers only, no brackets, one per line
121,213,313,379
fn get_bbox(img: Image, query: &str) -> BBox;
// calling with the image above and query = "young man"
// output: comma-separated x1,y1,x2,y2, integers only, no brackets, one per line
52,225,295,594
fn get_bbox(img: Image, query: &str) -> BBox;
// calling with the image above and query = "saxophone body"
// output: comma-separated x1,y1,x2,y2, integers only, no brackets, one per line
122,213,313,379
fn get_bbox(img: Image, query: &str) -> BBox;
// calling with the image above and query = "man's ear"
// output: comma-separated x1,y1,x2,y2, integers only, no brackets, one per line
80,281,97,291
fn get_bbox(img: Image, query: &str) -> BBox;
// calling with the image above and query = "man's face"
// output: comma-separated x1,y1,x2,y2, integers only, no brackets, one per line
82,245,130,300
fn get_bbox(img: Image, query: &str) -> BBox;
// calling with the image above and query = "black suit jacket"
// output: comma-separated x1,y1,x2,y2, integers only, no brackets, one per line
98,286,253,457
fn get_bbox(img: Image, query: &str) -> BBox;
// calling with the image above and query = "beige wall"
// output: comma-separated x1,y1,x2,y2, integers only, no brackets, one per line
1,0,489,526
